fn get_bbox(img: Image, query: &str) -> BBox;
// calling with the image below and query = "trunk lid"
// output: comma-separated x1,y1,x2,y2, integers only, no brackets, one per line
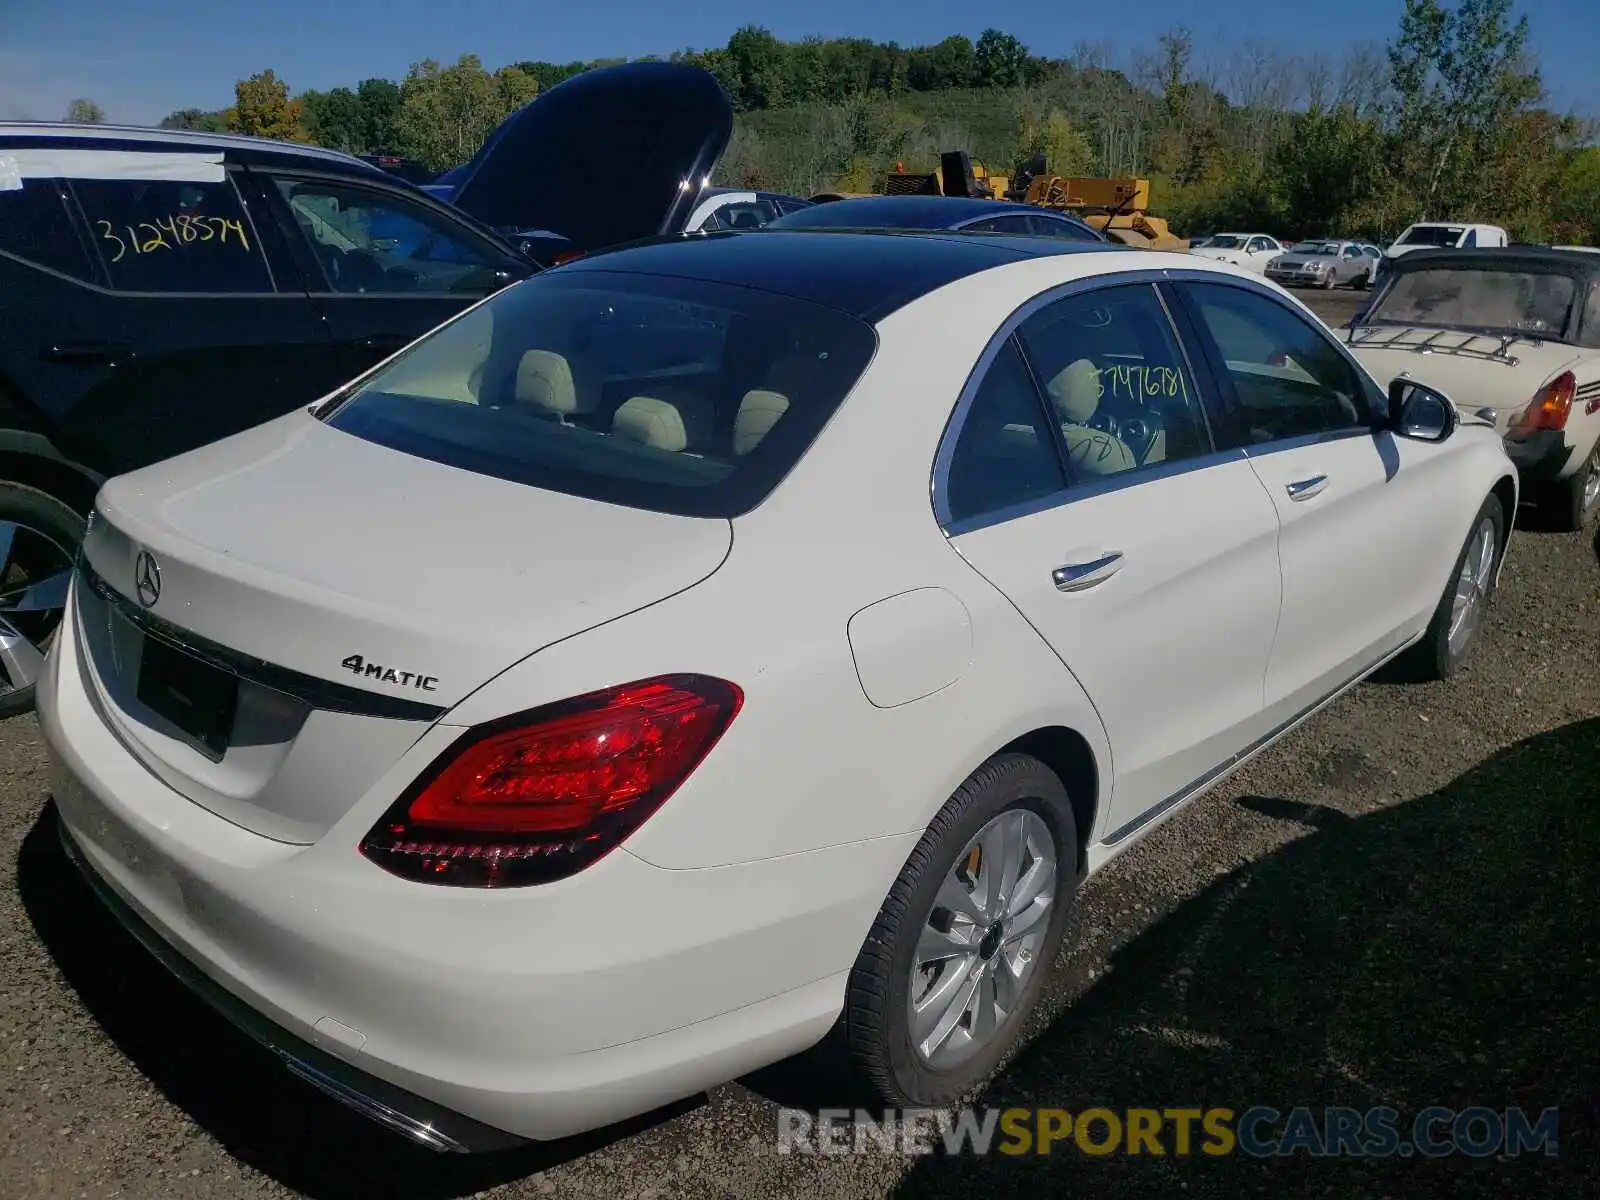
1348,325,1583,427
74,411,732,843
447,61,733,254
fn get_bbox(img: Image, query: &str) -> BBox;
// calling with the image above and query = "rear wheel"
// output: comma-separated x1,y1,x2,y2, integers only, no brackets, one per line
841,754,1078,1105
1397,494,1504,682
0,482,84,717
1542,443,1600,532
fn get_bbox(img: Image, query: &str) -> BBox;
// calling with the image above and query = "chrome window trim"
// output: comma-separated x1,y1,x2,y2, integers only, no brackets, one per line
932,266,1310,534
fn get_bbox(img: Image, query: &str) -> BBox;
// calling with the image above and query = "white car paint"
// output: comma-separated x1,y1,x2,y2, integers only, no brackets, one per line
1187,232,1285,273
37,239,1517,1150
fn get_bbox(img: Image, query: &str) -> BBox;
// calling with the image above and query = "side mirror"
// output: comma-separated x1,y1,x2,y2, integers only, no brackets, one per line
1386,378,1460,443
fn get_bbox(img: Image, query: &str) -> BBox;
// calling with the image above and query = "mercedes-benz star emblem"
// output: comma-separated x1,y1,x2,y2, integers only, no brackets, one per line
133,551,161,608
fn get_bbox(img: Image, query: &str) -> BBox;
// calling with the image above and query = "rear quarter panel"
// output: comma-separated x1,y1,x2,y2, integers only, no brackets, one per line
440,257,1131,871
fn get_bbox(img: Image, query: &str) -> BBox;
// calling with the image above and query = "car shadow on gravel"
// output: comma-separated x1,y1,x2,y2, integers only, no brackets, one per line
889,717,1600,1200
14,804,699,1200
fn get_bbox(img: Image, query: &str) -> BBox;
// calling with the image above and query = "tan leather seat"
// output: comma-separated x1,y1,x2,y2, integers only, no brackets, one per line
733,389,789,455
612,393,714,453
514,350,595,420
1044,359,1138,477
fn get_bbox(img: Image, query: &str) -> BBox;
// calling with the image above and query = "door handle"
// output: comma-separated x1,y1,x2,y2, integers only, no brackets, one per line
41,341,133,366
1285,474,1329,501
1053,552,1124,593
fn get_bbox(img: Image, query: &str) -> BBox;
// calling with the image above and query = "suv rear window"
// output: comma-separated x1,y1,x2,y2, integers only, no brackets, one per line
321,270,878,517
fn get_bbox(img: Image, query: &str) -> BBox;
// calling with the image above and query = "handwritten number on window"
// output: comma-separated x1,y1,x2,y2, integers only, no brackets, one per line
94,213,251,264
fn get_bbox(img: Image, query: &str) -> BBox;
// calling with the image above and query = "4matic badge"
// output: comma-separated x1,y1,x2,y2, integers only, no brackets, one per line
340,654,440,692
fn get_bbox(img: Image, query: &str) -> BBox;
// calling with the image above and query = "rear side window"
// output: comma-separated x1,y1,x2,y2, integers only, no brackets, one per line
321,270,878,518
944,337,1067,523
0,176,94,280
70,176,272,293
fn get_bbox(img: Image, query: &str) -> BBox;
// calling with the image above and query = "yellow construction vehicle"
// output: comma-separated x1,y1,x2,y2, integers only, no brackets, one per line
880,152,1010,201
1006,157,1187,250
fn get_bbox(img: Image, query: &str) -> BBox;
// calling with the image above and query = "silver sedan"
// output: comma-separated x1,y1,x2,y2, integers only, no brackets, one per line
1265,240,1381,289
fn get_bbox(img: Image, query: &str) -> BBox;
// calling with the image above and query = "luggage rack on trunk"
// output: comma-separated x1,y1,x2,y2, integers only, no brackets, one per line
1346,325,1526,366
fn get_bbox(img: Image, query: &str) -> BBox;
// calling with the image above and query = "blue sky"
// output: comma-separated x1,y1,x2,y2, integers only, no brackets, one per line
2,0,1596,125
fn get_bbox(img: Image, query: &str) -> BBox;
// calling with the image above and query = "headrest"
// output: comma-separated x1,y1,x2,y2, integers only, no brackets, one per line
734,389,790,456
613,395,689,452
515,350,588,416
1046,359,1103,424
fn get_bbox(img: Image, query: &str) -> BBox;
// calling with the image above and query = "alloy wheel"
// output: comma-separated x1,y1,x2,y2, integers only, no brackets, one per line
1582,446,1600,519
0,520,74,698
907,807,1056,1069
1447,515,1498,659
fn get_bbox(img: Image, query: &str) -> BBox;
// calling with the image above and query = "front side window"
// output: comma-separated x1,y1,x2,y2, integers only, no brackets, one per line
944,337,1067,524
321,269,877,518
273,177,503,295
1183,281,1372,444
69,176,272,293
1018,284,1213,480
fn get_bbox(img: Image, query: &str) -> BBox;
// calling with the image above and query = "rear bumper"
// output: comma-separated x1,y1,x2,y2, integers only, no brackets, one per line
37,594,912,1145
1504,429,1576,482
56,820,518,1154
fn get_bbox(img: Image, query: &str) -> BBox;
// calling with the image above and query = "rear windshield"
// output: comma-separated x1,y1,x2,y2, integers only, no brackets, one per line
321,270,878,518
1367,267,1578,340
1396,225,1465,247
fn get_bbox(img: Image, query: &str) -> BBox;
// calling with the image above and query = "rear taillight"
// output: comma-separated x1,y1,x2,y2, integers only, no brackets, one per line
1511,371,1576,433
360,674,742,887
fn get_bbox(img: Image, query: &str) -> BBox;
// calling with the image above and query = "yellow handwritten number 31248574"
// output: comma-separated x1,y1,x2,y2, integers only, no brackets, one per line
95,214,251,264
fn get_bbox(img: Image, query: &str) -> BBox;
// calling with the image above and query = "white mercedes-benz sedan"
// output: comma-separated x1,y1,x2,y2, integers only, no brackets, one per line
38,230,1517,1152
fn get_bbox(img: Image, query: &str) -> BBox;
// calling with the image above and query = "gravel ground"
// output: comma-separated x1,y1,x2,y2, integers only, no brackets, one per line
3,287,1597,1199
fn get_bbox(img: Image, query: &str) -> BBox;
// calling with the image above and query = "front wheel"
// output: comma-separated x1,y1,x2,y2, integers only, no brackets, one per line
1397,494,1504,682
841,754,1078,1106
0,482,85,717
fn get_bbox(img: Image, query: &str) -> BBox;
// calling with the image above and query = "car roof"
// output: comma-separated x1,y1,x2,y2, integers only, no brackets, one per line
1384,245,1600,276
0,121,377,173
769,194,1091,230
556,228,1130,322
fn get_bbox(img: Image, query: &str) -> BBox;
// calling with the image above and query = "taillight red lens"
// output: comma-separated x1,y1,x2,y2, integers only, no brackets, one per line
360,674,742,887
1512,371,1576,433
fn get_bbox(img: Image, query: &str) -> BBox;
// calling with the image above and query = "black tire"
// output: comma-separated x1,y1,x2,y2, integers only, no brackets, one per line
1540,443,1600,533
0,481,86,718
841,753,1079,1106
1396,493,1505,683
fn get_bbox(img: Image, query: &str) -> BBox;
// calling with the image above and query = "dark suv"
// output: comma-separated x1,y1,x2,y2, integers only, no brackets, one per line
0,61,731,712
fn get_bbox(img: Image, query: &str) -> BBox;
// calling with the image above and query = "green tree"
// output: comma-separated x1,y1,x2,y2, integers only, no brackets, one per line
64,97,106,123
725,25,792,110
159,108,229,133
1388,0,1538,218
230,69,306,141
396,55,538,172
1270,105,1387,235
302,86,365,151
356,78,402,152
908,36,977,91
975,30,1028,89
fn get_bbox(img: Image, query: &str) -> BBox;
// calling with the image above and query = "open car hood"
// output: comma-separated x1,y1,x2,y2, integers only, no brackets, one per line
447,61,732,255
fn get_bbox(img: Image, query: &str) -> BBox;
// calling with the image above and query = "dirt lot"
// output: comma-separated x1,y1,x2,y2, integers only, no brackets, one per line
2,287,1597,1199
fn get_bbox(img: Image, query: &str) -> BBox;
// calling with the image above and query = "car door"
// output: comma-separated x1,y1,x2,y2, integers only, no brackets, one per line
1171,278,1463,721
939,281,1283,840
1245,236,1279,272
39,162,337,476
251,169,529,383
